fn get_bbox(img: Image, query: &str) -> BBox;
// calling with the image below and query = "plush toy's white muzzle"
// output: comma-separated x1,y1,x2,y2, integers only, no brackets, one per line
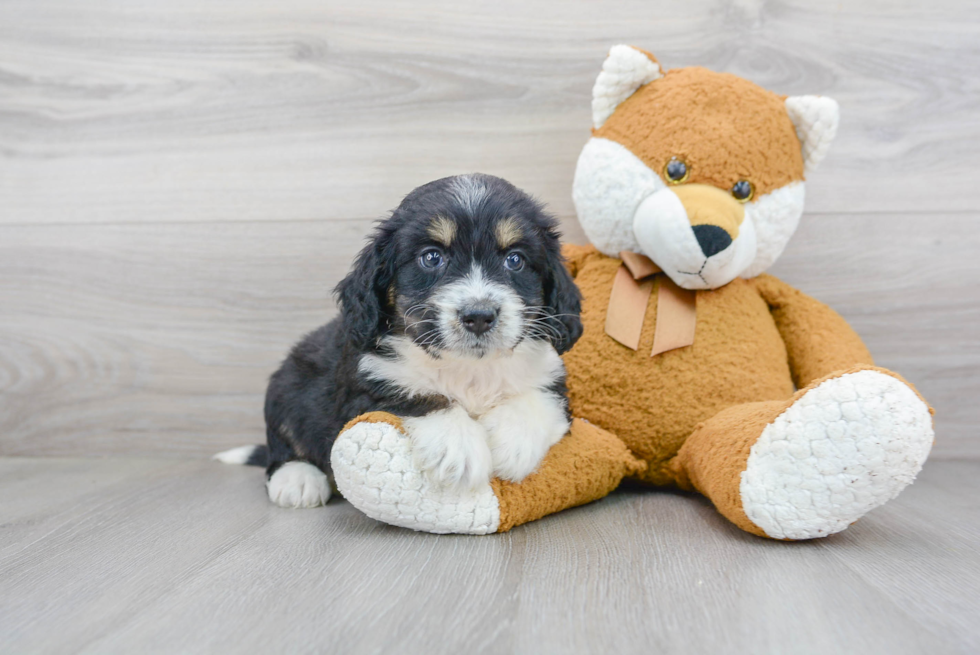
633,186,758,290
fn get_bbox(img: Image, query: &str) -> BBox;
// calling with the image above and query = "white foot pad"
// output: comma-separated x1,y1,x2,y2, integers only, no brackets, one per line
267,461,331,509
331,420,500,534
741,370,934,540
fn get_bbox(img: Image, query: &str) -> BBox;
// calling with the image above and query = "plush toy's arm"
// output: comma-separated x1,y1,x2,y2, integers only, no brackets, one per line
753,274,874,388
560,243,598,278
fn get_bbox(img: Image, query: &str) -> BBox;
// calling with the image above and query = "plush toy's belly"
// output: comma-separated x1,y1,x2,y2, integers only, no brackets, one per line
563,255,795,486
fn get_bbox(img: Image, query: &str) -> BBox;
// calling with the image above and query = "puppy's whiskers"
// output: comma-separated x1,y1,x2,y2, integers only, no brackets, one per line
518,305,565,344
403,303,436,332
524,326,561,342
412,327,441,347
522,306,579,320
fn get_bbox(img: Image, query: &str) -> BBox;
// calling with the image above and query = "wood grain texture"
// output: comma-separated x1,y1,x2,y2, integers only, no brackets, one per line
1,0,979,224
1,456,978,653
1,0,979,458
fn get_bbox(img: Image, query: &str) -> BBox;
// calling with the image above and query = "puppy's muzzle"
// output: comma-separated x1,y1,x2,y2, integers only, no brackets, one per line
460,305,499,337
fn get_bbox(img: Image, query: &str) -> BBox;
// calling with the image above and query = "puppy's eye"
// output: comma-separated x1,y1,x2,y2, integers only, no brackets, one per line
731,180,754,203
664,158,689,184
503,252,524,271
419,249,445,269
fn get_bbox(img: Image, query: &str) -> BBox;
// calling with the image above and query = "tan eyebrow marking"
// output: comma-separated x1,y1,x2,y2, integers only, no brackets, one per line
495,216,523,249
426,215,456,246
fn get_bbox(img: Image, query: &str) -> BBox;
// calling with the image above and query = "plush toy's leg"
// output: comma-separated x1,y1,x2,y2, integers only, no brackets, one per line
331,412,645,534
670,366,934,540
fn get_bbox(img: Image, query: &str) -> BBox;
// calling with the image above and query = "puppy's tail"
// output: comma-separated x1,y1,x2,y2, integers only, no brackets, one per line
212,445,269,467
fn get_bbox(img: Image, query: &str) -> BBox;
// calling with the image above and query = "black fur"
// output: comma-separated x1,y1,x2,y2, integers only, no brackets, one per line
263,174,582,481
244,445,269,467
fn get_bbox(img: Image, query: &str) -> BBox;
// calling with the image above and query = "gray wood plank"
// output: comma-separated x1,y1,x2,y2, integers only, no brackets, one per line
0,457,182,561
1,211,977,458
1,0,979,227
0,456,977,654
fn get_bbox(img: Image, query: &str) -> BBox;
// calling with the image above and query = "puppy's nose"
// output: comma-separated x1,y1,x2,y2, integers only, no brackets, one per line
460,308,497,336
692,224,732,258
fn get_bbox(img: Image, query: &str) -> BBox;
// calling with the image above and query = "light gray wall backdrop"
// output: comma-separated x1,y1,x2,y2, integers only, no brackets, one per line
1,0,978,459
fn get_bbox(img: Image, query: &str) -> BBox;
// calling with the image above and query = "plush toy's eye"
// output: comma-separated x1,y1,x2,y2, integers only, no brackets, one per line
664,158,689,184
419,248,445,269
731,180,754,203
503,252,525,271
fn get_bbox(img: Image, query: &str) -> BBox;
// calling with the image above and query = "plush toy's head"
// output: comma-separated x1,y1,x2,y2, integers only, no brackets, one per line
573,45,839,290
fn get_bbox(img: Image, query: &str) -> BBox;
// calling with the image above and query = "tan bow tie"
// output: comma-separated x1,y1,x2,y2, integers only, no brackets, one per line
605,251,697,356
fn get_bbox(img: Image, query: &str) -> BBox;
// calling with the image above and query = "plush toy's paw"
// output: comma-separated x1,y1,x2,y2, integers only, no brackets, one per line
266,461,331,509
403,406,493,491
331,415,500,534
740,370,934,540
481,390,569,483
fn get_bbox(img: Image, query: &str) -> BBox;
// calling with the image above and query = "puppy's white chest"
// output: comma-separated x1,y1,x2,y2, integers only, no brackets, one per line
359,337,563,416
418,362,523,415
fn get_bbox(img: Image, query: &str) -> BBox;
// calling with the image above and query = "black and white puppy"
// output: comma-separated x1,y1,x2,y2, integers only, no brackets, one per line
215,174,582,508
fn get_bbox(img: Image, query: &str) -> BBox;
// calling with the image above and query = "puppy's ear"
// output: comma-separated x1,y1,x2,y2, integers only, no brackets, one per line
542,230,584,355
335,224,397,350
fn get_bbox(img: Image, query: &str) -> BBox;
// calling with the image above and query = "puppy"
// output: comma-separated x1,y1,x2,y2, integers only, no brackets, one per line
215,174,583,508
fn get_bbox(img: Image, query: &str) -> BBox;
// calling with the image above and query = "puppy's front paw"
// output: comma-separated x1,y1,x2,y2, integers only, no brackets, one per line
405,406,493,490
267,461,331,508
482,392,569,483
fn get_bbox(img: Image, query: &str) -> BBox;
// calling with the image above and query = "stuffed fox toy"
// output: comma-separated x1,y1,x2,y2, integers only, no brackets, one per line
331,46,934,540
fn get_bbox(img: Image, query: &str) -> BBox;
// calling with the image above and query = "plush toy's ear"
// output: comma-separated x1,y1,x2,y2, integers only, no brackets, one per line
334,224,398,350
592,45,662,130
785,96,840,173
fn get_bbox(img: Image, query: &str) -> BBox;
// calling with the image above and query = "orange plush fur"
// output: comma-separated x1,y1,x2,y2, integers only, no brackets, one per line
597,66,805,197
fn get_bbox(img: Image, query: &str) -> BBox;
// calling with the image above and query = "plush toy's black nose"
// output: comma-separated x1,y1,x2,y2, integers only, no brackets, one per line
692,224,733,258
460,308,497,336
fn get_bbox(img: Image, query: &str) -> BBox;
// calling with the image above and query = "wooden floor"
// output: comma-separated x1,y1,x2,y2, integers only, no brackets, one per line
2,456,978,654
3,0,980,652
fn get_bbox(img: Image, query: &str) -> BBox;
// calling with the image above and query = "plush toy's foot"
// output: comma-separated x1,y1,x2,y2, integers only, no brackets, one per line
331,412,645,534
331,413,499,534
673,366,934,540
